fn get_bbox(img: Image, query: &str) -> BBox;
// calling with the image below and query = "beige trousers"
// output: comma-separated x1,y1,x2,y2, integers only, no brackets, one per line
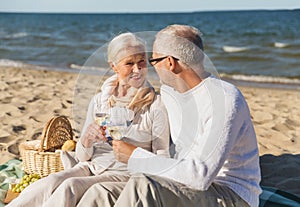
115,174,250,207
77,181,127,207
78,174,250,207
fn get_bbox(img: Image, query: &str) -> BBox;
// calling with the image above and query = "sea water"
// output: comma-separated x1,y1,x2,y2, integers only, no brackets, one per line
0,10,300,89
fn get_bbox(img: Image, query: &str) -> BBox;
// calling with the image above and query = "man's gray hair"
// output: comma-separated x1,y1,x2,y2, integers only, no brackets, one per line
154,24,205,70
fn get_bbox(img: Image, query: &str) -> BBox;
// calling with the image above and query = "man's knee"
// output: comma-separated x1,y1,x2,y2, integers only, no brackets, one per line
125,174,162,195
129,173,153,183
126,174,151,188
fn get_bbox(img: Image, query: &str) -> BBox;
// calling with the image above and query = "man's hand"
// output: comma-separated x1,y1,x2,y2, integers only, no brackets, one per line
112,140,137,164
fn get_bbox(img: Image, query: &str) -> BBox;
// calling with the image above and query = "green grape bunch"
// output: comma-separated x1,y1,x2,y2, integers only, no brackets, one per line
11,174,41,193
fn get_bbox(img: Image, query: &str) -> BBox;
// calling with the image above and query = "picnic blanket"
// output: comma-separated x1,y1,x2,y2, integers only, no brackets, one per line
0,159,299,206
259,186,300,207
0,159,24,207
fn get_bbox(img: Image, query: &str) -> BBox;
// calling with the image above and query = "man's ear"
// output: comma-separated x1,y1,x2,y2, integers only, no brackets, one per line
167,56,176,72
109,62,118,73
168,56,181,74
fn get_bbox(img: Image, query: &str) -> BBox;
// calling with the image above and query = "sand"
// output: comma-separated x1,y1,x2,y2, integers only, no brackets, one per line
0,66,299,197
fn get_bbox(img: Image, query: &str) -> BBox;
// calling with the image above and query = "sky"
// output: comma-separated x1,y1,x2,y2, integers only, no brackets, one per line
0,0,299,13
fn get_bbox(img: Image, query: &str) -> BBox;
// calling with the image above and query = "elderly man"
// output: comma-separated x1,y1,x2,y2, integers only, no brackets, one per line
79,24,262,207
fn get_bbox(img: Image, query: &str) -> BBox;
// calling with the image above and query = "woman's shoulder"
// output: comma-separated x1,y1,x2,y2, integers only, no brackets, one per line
149,93,167,111
91,92,103,102
151,92,161,104
93,91,102,98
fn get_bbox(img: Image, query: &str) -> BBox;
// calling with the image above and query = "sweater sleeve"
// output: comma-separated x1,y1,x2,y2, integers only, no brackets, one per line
75,95,96,162
150,96,170,158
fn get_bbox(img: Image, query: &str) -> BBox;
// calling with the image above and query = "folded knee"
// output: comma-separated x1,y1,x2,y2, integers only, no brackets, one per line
60,177,78,187
127,174,156,188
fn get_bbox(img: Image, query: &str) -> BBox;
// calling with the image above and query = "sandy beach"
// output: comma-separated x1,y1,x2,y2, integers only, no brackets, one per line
0,66,299,197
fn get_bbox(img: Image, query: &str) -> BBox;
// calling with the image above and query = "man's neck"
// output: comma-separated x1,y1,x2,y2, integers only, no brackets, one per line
179,68,202,90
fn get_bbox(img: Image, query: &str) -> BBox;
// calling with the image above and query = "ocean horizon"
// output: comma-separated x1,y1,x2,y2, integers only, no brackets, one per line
1,10,300,89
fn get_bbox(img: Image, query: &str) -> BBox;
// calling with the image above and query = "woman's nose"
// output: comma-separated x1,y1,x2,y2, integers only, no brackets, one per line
132,63,141,72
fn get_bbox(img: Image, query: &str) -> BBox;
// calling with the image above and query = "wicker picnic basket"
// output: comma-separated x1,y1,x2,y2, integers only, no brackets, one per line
19,116,73,177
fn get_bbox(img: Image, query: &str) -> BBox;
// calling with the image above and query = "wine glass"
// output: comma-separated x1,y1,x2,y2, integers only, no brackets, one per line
95,112,108,126
107,106,133,141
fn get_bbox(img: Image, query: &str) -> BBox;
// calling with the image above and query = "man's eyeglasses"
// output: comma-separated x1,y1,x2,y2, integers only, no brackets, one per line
148,56,179,66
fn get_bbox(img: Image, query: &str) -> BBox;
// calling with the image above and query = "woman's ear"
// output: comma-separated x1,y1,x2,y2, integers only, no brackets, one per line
109,62,118,73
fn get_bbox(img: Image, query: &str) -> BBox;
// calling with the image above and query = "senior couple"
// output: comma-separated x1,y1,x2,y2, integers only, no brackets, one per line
9,24,261,207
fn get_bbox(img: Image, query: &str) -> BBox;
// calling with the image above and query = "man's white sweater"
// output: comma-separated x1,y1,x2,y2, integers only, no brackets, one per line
128,76,262,207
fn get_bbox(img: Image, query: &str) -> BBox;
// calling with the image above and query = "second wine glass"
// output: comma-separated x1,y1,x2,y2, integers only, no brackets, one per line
107,106,133,140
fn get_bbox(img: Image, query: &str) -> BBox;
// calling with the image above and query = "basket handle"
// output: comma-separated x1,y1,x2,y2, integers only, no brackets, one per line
39,117,55,152
39,116,73,152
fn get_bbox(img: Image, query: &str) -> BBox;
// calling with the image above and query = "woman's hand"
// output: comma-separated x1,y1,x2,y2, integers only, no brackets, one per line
80,123,106,148
112,140,137,164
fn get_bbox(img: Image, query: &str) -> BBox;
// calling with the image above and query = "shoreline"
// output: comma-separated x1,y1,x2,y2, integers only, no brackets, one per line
1,66,299,196
1,59,300,91
223,77,300,91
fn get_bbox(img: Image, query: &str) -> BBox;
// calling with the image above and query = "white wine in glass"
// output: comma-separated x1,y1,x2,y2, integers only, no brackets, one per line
95,112,108,126
107,125,127,140
107,106,132,140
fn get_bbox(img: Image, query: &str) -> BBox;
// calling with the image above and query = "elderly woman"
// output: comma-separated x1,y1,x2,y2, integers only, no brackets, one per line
7,33,170,207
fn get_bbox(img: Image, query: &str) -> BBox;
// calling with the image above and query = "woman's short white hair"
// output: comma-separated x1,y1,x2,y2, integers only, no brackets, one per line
107,32,146,63
154,24,205,69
